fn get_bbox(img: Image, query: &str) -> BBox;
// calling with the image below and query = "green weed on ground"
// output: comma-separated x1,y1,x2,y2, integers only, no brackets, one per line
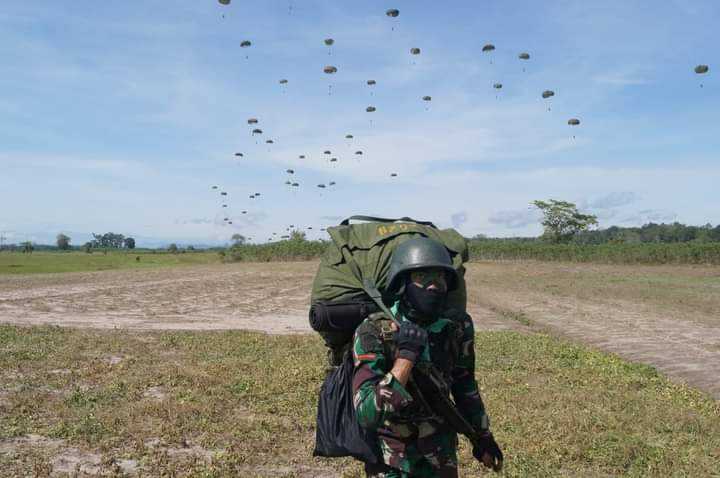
0,326,718,477
0,251,220,275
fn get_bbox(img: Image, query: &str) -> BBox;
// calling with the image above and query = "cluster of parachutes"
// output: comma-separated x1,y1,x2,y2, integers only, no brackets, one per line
213,0,710,242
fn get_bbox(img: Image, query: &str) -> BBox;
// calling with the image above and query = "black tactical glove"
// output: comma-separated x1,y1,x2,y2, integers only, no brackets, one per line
473,431,503,472
393,322,428,363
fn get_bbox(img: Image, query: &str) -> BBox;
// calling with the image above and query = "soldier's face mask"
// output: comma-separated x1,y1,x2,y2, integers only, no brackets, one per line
402,269,448,321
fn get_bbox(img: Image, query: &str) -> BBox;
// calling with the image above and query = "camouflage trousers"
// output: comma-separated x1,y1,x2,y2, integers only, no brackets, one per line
364,461,458,478
363,432,459,478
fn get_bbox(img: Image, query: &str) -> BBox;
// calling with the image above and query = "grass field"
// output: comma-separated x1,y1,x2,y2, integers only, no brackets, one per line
0,251,220,275
1,326,718,477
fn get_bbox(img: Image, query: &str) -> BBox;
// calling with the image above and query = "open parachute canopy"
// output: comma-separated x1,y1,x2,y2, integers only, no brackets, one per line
240,40,252,48
330,157,338,162
695,64,709,74
265,139,274,144
367,79,376,86
518,52,531,60
247,118,258,124
355,150,363,155
279,79,288,84
286,169,295,174
386,8,399,17
390,173,398,177
252,128,263,135
542,90,555,99
422,95,432,101
317,184,326,188
410,47,421,55
324,38,334,46
493,83,503,89
323,150,331,155
366,106,376,112
345,134,354,139
482,43,495,52
299,155,306,159
568,118,581,126
218,0,230,4
323,65,338,74
234,152,243,157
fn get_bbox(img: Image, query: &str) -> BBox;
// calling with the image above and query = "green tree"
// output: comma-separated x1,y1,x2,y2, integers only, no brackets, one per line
21,241,34,254
290,230,307,241
168,243,179,253
231,233,246,246
124,237,136,249
83,242,93,254
56,233,71,250
532,199,598,243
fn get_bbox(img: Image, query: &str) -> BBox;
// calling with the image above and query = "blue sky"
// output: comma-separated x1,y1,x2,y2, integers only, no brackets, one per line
1,0,718,246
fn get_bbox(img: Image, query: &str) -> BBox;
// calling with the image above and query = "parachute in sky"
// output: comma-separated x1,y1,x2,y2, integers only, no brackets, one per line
410,47,421,55
367,79,376,86
324,38,334,46
218,0,230,4
482,44,495,52
541,90,555,99
324,150,331,155
212,186,218,189
324,66,338,95
390,173,398,177
567,118,580,126
255,192,261,196
493,83,503,89
250,195,255,199
286,169,295,174
240,40,252,59
291,182,299,187
518,52,530,60
355,150,363,155
234,152,243,157
285,180,292,185
252,128,263,135
221,192,228,196
279,79,288,84
242,210,247,214
386,8,399,17
422,96,432,101
329,181,336,186
266,139,274,144
317,184,326,188
345,134,353,139
222,204,228,208
299,155,306,159
695,64,710,87
366,106,376,112
330,157,338,162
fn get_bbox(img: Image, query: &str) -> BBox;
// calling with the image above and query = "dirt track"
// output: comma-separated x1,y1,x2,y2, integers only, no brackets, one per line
1,261,718,399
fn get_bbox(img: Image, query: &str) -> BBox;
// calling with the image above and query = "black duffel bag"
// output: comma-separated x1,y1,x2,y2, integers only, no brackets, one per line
313,353,380,464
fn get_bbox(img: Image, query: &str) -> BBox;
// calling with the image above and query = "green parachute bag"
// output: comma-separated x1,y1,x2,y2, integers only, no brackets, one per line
308,215,469,365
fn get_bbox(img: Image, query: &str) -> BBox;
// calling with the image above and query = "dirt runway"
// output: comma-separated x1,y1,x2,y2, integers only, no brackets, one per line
1,261,718,399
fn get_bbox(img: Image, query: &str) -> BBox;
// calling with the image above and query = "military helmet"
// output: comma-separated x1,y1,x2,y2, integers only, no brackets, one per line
386,237,458,295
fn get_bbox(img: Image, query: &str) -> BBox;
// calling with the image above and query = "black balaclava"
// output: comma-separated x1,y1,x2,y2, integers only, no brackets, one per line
399,275,448,324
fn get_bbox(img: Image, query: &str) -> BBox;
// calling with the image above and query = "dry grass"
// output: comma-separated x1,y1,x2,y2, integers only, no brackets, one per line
1,325,718,477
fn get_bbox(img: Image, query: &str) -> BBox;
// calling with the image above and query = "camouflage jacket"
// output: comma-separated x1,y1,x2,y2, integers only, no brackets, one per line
351,303,489,476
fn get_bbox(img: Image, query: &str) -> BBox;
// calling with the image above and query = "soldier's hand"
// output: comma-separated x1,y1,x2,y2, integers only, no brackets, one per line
472,431,503,472
393,322,428,364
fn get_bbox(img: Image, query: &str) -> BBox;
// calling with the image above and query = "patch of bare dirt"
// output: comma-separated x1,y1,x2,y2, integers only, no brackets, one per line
0,261,526,334
467,263,720,399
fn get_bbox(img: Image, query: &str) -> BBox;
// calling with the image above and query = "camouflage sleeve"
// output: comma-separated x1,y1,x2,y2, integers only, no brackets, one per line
450,313,490,432
351,319,414,431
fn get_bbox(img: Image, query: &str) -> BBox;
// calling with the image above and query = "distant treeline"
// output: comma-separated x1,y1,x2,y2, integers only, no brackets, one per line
222,222,720,265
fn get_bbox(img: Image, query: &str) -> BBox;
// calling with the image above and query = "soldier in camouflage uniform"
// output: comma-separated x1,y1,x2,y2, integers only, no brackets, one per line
352,238,502,477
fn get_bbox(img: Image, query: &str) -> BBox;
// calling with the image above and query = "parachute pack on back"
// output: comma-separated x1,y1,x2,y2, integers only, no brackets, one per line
309,216,468,366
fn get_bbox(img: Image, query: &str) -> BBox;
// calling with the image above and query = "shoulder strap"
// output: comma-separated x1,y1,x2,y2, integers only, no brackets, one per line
340,215,436,228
